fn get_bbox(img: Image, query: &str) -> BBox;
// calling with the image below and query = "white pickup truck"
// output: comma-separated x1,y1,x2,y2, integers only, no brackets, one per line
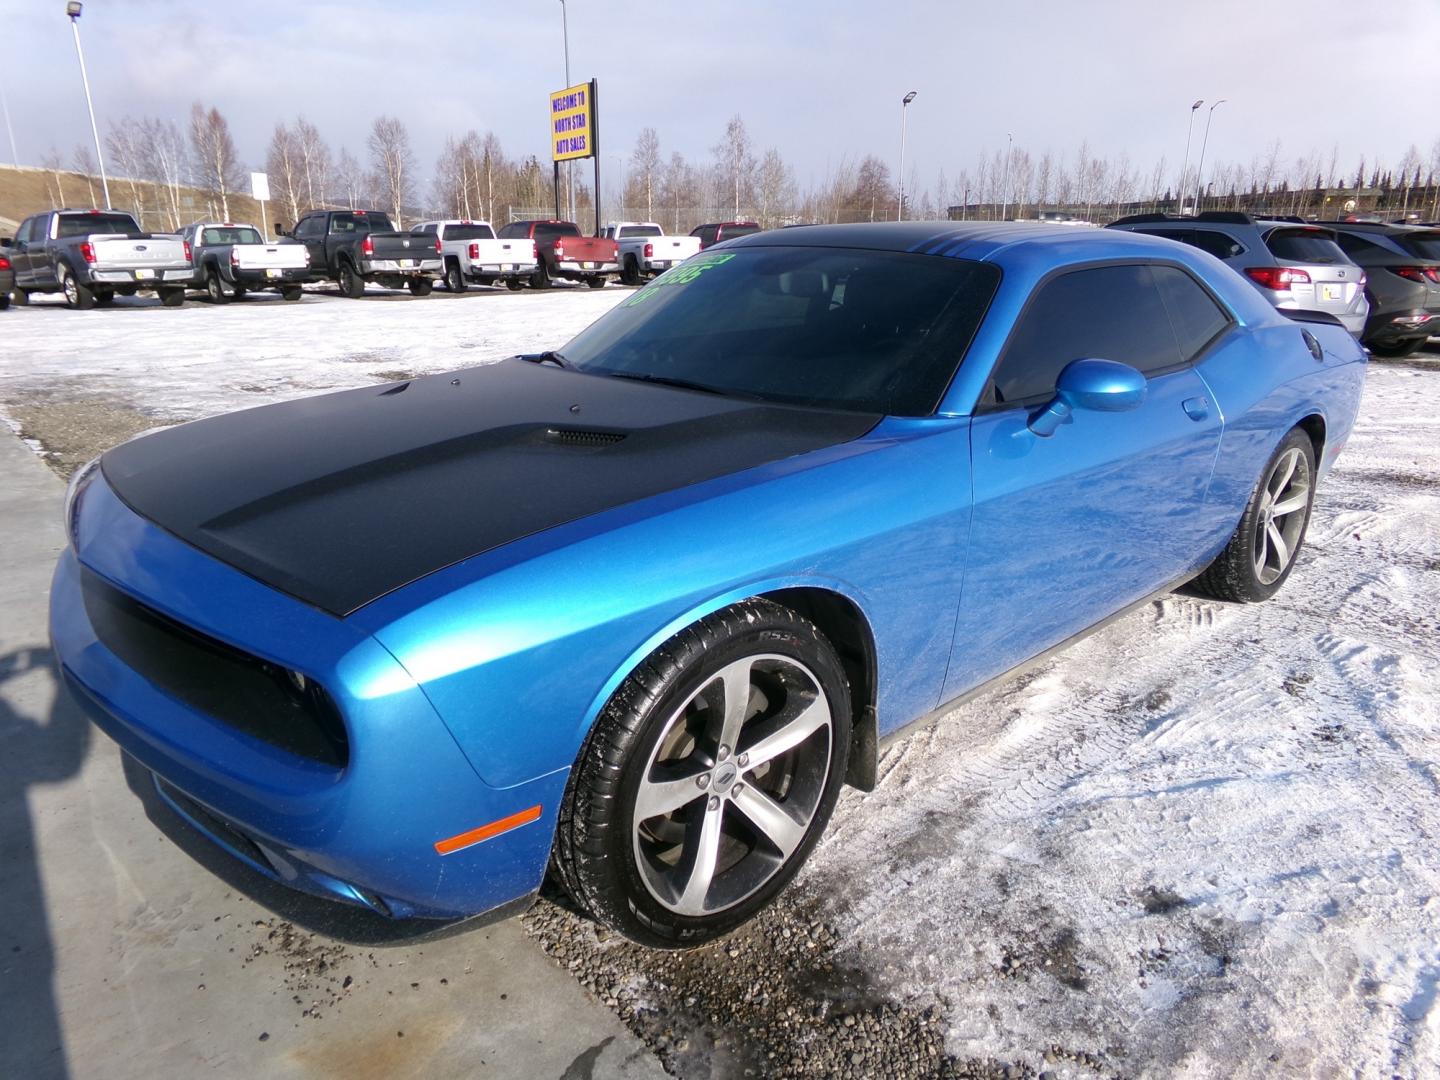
601,222,702,285
177,222,312,303
410,220,538,292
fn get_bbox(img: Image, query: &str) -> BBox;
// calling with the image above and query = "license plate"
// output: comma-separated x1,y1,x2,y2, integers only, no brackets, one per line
266,268,282,279
134,268,154,280
585,262,597,269
401,259,415,268
1321,284,1343,301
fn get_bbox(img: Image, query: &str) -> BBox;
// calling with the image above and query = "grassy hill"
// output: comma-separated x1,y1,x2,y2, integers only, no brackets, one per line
0,164,266,236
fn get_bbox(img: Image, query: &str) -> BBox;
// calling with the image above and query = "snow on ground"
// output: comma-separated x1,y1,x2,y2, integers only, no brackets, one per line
0,285,627,424
2,289,1437,1076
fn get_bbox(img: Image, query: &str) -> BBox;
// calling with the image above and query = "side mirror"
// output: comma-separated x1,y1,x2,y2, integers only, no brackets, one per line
274,223,288,237
0,237,11,248
1028,358,1147,437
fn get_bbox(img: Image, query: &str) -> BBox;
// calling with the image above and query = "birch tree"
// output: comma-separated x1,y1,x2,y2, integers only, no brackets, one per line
630,127,661,220
188,103,243,220
367,116,414,226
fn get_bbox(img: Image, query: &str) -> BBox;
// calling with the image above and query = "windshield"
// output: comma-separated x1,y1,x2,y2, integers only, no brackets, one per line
444,223,497,240
1395,232,1440,260
619,225,664,238
560,247,1000,415
56,213,141,238
1265,228,1346,265
202,226,263,246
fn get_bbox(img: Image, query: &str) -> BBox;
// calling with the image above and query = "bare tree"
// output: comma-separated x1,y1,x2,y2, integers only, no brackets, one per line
41,147,67,206
188,103,244,220
660,151,697,233
754,148,795,227
629,127,662,221
367,116,414,225
295,117,331,211
266,123,305,227
105,117,149,226
71,144,98,205
712,115,754,219
333,147,364,210
139,117,188,229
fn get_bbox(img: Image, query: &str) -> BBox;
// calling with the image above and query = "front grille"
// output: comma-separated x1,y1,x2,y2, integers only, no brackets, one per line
81,568,349,768
154,776,272,869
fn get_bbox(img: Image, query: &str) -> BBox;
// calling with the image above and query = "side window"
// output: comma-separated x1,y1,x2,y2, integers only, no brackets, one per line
1188,229,1245,260
991,264,1183,405
1152,266,1232,361
497,223,523,239
294,216,324,239
329,213,357,235
15,217,35,243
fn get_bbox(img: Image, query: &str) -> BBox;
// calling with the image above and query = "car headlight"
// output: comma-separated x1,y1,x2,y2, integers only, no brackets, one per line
64,456,102,548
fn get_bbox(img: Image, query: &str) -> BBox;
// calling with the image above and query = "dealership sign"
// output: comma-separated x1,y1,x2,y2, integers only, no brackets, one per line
550,81,596,162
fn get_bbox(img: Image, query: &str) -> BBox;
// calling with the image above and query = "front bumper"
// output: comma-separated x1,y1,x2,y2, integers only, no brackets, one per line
362,258,442,275
51,477,564,920
91,266,193,285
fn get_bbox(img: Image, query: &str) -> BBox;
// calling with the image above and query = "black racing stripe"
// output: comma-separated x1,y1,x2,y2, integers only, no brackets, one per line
101,360,877,615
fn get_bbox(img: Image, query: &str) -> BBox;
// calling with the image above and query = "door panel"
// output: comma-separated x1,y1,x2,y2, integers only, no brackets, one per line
943,367,1221,699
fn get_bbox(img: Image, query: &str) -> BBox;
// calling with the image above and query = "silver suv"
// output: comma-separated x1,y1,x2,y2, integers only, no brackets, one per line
1107,212,1369,337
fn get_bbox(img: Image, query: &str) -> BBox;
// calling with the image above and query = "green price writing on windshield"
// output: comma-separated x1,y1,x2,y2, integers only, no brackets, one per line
624,253,737,306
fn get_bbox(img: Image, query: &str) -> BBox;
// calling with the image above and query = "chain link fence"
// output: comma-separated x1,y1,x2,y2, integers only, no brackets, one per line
504,206,762,232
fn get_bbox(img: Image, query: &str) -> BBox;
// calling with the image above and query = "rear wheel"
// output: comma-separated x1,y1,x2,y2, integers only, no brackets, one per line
530,262,552,289
551,598,851,948
1192,427,1316,603
622,256,641,286
586,276,607,289
1368,338,1427,359
61,267,95,310
407,277,434,297
159,287,185,308
506,277,523,291
10,287,27,306
281,285,303,302
205,268,230,304
338,261,365,298
445,260,466,293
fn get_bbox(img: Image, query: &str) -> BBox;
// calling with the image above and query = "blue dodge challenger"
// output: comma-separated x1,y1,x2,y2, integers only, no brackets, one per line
52,223,1366,947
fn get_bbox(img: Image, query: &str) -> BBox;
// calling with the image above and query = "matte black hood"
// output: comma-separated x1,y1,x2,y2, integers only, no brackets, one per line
101,360,877,615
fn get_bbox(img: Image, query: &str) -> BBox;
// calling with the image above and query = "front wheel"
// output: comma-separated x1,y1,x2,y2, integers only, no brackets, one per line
1368,338,1427,359
586,276,607,289
551,598,851,948
159,288,185,308
1192,428,1316,603
280,285,303,302
408,277,434,297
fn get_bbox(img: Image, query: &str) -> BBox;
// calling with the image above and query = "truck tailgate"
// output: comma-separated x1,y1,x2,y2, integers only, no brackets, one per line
368,233,435,261
92,235,189,267
651,237,701,260
556,236,617,263
232,244,309,271
472,239,537,266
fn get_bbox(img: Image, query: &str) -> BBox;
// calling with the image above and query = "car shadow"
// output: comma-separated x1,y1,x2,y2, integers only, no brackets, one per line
0,647,91,1080
119,752,495,949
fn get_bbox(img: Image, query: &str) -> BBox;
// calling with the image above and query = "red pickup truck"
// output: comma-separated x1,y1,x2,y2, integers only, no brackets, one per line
497,220,619,289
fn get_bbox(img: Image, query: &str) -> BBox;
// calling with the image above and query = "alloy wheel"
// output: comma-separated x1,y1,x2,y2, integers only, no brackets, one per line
632,653,832,917
1254,446,1311,585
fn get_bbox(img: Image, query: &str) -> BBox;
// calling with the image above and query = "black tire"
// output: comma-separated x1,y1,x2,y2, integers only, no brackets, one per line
0,292,10,311
445,260,466,293
622,256,641,286
586,276,607,289
1192,427,1317,603
232,286,247,299
1368,338,1426,359
94,290,115,307
205,268,229,305
159,288,185,308
551,598,851,948
10,287,27,306
530,262,552,289
408,277,434,297
61,267,95,310
281,285,303,302
338,260,366,298
506,277,523,291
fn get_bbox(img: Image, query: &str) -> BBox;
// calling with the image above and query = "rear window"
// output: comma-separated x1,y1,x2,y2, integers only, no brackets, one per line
201,227,263,246
56,213,141,238
1265,228,1345,265
534,222,581,241
619,225,663,238
719,224,760,240
330,212,395,235
443,223,497,241
1394,231,1440,261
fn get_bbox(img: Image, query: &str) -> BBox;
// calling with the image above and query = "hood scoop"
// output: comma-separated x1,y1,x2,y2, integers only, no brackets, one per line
544,427,626,447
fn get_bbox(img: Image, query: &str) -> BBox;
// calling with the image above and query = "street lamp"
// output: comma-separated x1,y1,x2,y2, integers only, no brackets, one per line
1193,99,1226,216
559,0,574,221
897,90,917,221
1177,98,1202,217
0,69,18,167
1000,131,1014,220
66,2,110,209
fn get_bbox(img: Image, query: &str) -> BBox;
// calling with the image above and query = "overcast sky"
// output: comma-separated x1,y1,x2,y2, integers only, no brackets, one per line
4,0,1439,202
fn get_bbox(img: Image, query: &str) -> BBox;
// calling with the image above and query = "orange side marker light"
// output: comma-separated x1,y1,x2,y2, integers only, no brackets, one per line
434,805,542,856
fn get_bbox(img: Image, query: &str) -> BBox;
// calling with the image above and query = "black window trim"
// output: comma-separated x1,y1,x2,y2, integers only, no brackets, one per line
973,257,1238,415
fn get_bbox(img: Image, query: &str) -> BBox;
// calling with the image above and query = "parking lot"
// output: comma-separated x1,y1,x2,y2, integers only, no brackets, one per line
2,288,1438,1078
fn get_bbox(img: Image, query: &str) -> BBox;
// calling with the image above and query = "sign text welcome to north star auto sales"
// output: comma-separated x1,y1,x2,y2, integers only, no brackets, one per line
550,81,595,162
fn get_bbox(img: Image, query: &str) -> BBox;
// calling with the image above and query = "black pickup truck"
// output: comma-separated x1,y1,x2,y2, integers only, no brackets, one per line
3,209,192,308
282,210,441,297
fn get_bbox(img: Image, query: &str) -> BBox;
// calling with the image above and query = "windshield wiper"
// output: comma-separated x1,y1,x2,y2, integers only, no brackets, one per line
600,371,727,396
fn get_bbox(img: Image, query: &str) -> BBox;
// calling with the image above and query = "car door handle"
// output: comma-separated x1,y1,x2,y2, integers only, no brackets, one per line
1182,396,1210,421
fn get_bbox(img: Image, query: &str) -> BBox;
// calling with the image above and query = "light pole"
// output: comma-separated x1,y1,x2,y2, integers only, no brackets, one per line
559,0,574,222
1000,131,1014,220
897,90,917,220
1193,99,1226,217
66,2,110,209
1177,98,1202,217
